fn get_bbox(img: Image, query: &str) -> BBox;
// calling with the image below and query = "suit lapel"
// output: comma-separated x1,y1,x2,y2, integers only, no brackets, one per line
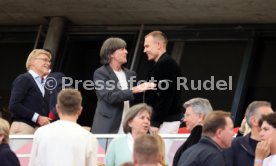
105,65,119,84
123,68,134,88
26,72,44,99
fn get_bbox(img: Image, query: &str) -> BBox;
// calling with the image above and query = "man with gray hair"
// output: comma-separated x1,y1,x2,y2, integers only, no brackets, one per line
173,98,213,166
225,101,273,166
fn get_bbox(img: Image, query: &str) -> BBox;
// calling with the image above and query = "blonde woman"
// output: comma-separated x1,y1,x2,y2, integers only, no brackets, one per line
152,134,168,166
0,118,20,166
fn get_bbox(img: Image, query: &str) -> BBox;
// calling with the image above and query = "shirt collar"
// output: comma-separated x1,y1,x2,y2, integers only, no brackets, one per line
127,133,134,153
201,136,224,152
28,69,40,79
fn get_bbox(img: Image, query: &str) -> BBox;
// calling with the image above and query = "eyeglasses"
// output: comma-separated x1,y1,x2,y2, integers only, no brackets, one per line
34,58,51,63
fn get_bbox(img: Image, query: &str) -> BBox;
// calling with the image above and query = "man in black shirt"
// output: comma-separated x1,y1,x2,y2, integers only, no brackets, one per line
143,31,183,134
224,101,273,166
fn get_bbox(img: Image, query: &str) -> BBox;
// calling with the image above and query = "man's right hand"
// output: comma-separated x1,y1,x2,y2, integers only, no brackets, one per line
132,82,156,93
37,116,52,126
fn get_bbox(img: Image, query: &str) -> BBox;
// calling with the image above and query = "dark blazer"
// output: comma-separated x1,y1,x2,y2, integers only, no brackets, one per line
0,144,20,166
173,125,203,166
91,65,137,133
177,137,226,166
145,53,183,127
9,72,50,127
46,72,67,120
224,133,256,166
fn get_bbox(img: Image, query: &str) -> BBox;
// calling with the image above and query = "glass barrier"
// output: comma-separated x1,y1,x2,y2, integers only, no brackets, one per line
10,134,189,166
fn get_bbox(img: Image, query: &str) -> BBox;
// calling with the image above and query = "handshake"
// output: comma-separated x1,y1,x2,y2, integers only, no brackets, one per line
132,82,156,93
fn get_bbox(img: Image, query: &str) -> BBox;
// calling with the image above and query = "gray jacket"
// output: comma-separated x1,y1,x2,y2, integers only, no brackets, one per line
91,65,137,133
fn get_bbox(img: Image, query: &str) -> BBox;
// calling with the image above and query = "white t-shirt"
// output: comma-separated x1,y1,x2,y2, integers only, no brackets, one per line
114,70,130,133
114,70,128,90
263,154,276,166
29,120,98,166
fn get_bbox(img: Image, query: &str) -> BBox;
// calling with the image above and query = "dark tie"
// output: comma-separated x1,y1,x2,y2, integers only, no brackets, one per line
41,77,44,84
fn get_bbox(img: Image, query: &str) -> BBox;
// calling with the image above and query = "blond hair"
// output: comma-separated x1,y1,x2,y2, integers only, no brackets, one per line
25,49,52,70
0,118,10,144
145,31,168,47
153,134,167,166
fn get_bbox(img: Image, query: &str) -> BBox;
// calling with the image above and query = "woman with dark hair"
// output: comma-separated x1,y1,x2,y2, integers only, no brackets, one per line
255,112,276,166
91,37,155,134
105,103,152,166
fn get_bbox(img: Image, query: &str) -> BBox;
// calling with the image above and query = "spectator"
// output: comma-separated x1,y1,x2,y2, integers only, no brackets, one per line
0,118,20,166
105,103,152,166
236,117,251,137
29,89,98,166
173,98,213,166
254,112,276,166
133,135,161,166
152,134,167,166
177,111,234,166
225,101,273,166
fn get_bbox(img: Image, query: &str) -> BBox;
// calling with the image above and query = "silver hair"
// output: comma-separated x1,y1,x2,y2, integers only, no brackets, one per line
183,98,213,116
245,101,271,128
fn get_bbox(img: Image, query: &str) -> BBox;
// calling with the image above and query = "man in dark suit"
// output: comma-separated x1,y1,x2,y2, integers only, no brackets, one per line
91,37,155,134
143,31,183,134
9,49,52,134
46,71,68,121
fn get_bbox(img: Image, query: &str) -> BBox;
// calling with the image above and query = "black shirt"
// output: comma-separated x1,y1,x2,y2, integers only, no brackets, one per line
173,125,203,166
249,137,258,154
177,136,226,166
0,144,20,166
